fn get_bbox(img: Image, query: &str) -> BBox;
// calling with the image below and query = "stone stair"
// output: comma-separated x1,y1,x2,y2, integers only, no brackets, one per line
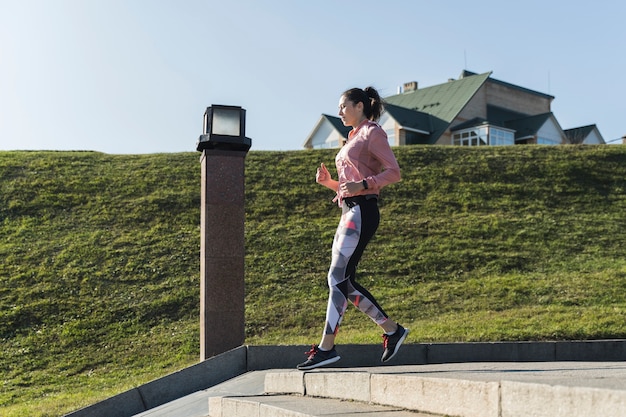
207,364,626,417
209,395,430,417
208,368,488,417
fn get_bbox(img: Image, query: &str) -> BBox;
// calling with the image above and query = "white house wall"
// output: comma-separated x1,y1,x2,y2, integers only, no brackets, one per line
310,119,342,149
537,118,566,144
379,113,398,146
584,130,603,144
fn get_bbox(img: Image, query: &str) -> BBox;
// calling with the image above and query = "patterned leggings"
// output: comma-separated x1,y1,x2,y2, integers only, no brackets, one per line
324,196,389,335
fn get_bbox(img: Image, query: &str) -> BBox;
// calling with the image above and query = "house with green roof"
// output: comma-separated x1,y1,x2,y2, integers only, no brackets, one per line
303,70,606,148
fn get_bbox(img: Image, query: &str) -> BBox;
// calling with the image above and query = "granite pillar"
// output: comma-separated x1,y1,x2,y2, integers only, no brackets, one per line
200,149,247,361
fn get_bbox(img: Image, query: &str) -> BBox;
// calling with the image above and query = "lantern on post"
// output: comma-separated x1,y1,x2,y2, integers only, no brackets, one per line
197,105,251,152
197,105,251,361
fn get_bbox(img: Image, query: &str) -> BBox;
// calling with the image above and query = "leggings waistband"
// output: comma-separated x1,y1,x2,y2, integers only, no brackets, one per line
343,194,378,208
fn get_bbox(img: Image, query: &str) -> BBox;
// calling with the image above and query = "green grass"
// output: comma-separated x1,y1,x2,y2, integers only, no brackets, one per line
1,145,626,416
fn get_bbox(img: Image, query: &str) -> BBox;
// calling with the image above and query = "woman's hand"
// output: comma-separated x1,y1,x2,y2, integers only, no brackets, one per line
340,181,366,195
316,163,331,184
316,163,339,192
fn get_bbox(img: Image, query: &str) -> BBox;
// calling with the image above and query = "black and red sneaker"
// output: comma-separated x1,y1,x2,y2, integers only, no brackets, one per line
381,325,409,362
296,345,341,370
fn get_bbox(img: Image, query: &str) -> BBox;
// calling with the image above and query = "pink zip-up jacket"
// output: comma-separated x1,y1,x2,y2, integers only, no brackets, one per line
334,119,401,204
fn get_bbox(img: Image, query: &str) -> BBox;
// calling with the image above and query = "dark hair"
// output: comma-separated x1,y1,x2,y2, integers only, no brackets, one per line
342,86,384,121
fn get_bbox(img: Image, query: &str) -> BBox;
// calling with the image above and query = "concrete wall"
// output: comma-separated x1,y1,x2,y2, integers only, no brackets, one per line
64,347,247,417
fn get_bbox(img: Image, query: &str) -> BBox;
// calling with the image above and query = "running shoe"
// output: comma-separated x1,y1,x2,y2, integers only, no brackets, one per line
381,325,409,362
296,345,340,370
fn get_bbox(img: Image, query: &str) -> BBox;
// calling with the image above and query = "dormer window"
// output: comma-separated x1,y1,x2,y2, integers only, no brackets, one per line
453,125,515,146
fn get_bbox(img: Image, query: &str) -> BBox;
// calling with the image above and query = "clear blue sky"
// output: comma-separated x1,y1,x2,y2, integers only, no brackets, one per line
0,0,623,154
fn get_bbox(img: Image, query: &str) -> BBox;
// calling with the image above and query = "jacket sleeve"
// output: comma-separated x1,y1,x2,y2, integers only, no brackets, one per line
365,126,401,191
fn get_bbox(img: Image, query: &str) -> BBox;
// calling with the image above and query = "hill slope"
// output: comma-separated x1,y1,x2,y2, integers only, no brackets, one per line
1,146,625,416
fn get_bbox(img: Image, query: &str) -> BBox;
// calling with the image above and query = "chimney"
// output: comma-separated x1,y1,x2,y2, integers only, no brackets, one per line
403,81,418,92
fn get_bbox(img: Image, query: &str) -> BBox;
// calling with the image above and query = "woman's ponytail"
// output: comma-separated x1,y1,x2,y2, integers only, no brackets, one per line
364,86,384,121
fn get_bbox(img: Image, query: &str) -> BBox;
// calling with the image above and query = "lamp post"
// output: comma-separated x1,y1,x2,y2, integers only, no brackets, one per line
197,105,251,361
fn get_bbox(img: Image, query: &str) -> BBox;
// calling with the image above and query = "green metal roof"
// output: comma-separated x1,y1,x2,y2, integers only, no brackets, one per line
384,71,492,142
385,71,492,123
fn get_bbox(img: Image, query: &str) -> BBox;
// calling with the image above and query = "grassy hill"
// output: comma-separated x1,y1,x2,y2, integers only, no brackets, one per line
1,145,626,416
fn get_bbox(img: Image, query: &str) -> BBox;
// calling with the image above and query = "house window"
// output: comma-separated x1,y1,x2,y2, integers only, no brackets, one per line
453,126,488,146
537,136,560,145
453,125,514,146
490,127,515,146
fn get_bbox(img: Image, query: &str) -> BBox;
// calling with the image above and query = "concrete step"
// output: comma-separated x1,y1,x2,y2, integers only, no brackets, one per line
208,365,626,417
263,369,491,417
258,365,626,417
208,394,433,417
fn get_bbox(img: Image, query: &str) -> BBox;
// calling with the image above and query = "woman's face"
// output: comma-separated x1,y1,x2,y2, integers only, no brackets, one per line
338,95,363,128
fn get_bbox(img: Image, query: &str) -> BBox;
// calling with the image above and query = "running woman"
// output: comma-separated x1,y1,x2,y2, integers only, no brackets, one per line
297,86,409,370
